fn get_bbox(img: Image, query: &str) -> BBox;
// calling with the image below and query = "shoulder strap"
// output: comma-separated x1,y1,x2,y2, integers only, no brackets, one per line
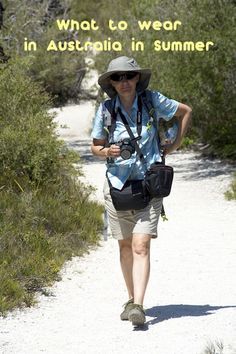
141,90,164,160
136,94,143,136
102,99,116,140
141,90,156,121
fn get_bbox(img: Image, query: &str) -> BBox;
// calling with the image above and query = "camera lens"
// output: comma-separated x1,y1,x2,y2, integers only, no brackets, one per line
120,148,132,160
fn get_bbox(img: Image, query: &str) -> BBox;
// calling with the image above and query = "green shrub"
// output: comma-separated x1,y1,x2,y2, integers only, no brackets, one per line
0,57,103,315
1,0,86,105
0,57,84,185
179,137,195,150
141,0,236,160
0,58,63,185
28,24,87,105
0,179,103,314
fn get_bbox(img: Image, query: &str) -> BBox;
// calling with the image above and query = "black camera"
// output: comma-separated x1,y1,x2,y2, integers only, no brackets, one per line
117,138,135,160
116,136,141,160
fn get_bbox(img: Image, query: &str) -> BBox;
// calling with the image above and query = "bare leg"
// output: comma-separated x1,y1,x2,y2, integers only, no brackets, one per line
132,234,151,305
118,237,134,299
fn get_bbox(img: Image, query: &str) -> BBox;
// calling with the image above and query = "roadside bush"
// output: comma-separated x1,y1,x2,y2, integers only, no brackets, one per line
0,57,103,315
1,0,87,105
148,0,236,160
0,178,103,314
0,58,65,186
28,24,87,105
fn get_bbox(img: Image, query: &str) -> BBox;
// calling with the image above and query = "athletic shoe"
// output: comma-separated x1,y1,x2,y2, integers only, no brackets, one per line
128,304,146,326
120,298,134,320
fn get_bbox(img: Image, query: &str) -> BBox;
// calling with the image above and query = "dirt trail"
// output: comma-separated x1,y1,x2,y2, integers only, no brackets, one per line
0,102,236,354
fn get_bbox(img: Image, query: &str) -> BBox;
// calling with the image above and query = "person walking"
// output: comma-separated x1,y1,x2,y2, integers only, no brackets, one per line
91,56,191,326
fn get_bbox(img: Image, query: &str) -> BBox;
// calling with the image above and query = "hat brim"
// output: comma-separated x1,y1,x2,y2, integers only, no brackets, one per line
98,68,151,98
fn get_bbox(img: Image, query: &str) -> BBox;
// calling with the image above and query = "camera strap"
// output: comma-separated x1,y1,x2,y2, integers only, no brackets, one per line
104,95,143,141
117,106,147,165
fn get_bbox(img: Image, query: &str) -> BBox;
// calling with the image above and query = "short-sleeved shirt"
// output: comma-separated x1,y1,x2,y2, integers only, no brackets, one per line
91,90,179,190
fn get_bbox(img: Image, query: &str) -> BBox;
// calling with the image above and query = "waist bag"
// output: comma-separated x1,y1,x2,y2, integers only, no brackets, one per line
145,162,174,198
108,179,150,211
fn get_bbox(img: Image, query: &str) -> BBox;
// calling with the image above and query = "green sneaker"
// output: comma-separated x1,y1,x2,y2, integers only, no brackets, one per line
128,304,146,326
120,298,134,321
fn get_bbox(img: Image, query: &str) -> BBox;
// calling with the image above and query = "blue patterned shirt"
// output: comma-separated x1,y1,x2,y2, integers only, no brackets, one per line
91,90,179,190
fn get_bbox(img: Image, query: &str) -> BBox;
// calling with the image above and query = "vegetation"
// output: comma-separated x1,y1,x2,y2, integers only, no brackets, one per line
1,0,87,105
225,173,236,201
0,57,103,315
202,340,224,354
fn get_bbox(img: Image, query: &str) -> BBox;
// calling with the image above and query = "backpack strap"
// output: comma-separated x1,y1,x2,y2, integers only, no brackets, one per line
102,99,116,142
141,90,156,121
136,94,143,137
141,90,164,160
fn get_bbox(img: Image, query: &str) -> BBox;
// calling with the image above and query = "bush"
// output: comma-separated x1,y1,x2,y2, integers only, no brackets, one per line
0,179,103,314
0,58,65,185
142,0,236,160
1,0,87,105
28,24,87,105
0,57,103,315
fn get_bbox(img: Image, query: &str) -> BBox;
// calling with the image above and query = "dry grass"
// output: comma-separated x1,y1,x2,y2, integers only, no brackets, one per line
202,340,224,354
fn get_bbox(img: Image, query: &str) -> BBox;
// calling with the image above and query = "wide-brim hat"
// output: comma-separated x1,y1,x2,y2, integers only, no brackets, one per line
98,56,151,98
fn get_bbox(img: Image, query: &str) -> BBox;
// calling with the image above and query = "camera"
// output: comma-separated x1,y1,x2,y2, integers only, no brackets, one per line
116,137,142,160
117,138,135,160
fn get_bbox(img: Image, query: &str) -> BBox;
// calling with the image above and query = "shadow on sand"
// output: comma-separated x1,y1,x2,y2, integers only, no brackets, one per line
132,303,236,331
68,139,105,165
68,140,236,178
172,153,235,181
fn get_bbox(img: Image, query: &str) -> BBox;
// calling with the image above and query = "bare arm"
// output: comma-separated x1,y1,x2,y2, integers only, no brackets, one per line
91,138,121,158
163,103,192,156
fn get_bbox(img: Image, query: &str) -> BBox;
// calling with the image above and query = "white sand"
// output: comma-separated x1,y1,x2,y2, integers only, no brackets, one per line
0,102,236,354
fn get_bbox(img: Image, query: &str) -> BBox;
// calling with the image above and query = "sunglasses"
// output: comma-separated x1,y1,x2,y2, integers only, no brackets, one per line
110,72,138,82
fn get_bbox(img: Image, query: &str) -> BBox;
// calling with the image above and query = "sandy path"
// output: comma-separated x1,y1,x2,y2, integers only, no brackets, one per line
0,102,236,354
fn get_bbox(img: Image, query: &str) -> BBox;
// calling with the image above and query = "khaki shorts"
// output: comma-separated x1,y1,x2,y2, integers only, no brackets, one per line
103,179,163,240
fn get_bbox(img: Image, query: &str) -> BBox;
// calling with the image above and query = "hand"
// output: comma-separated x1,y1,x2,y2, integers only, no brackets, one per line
162,143,177,157
106,144,121,158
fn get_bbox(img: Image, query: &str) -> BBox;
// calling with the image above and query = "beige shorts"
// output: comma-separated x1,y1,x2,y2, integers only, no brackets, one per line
103,180,163,240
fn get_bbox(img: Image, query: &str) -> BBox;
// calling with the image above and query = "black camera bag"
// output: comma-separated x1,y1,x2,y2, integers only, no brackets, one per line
108,178,150,211
145,162,174,198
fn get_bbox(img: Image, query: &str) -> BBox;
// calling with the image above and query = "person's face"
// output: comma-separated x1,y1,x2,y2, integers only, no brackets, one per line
110,72,140,99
